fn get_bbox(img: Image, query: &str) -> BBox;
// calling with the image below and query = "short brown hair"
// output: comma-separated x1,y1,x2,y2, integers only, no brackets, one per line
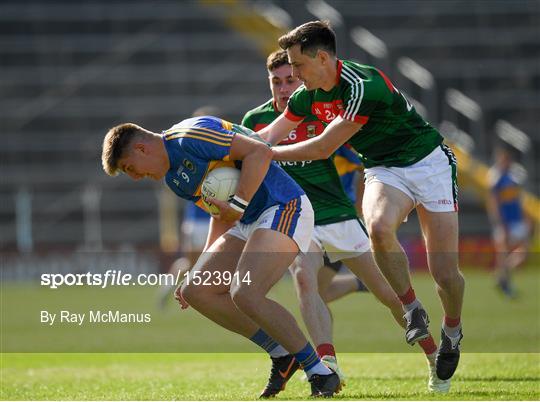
101,123,148,176
266,49,289,71
278,20,336,56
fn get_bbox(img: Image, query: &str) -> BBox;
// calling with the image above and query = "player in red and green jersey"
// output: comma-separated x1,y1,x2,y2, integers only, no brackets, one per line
245,50,444,394
259,21,465,392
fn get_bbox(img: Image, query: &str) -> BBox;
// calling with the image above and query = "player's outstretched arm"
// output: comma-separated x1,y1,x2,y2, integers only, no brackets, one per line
257,113,300,145
273,116,362,161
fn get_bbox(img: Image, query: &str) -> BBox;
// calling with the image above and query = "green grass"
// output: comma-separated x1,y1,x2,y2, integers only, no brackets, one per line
1,268,539,399
1,353,539,400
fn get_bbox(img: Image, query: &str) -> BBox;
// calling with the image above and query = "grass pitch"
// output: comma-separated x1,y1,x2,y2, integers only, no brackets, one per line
1,268,539,399
1,353,539,400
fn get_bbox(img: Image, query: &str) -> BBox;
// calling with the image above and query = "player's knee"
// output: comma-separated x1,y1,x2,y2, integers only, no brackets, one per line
432,266,464,290
181,282,212,307
230,284,257,315
368,218,395,247
292,268,316,297
180,283,197,305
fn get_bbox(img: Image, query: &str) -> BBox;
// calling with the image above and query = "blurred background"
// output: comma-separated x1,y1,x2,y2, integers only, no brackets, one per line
1,0,539,270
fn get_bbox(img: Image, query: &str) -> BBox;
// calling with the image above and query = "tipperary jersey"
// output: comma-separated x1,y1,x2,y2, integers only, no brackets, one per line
285,60,443,168
162,116,304,224
333,145,362,203
489,168,524,225
242,99,357,225
183,201,210,222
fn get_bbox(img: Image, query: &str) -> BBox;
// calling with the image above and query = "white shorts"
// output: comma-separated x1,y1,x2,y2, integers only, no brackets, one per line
181,219,210,250
313,218,371,263
226,195,314,253
506,221,529,244
364,144,458,213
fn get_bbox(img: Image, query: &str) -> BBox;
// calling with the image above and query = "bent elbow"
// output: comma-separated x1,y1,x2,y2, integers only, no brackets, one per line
257,142,274,162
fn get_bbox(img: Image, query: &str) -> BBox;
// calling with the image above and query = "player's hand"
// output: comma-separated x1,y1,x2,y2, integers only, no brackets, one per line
207,197,243,223
174,285,190,310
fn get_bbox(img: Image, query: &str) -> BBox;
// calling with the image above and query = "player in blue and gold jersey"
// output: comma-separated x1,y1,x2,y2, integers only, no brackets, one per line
101,116,340,397
333,144,364,216
487,145,531,298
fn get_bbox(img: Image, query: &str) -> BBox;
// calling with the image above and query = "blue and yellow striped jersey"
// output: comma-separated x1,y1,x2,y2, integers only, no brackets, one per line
333,145,362,203
490,168,524,225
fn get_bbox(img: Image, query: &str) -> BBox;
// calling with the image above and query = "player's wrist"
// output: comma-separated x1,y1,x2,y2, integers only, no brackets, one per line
228,194,249,213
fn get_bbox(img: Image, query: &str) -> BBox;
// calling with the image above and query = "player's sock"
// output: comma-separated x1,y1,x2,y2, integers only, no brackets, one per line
295,342,332,378
398,286,422,312
443,316,462,338
426,351,437,366
316,343,336,358
249,328,288,358
418,335,438,356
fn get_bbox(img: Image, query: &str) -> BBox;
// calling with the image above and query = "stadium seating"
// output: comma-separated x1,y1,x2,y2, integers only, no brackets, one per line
1,0,538,251
0,0,266,250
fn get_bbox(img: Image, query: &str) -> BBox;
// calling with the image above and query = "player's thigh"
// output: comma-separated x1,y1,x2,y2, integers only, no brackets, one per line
417,206,459,276
187,233,245,294
417,206,458,253
235,228,299,296
362,181,414,232
507,221,531,251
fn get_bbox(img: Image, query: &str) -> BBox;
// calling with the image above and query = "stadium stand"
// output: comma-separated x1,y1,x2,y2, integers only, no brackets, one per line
1,0,538,253
0,0,267,250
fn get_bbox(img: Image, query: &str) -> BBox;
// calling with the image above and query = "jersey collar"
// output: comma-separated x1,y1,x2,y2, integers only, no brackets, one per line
336,59,343,86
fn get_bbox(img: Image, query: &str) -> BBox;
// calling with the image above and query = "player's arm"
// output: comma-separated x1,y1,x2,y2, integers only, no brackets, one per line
273,116,362,161
486,191,504,239
257,113,300,145
209,134,273,223
354,165,365,218
485,171,502,229
485,191,502,228
485,189,507,249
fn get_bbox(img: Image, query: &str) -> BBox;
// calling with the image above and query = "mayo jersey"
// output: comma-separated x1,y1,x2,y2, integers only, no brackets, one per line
242,99,357,225
285,60,443,168
162,116,304,224
489,168,524,224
